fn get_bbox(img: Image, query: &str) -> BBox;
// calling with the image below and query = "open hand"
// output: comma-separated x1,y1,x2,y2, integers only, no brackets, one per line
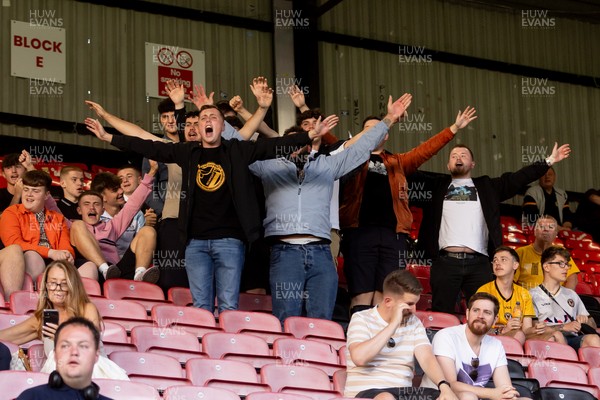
250,77,273,109
188,83,214,110
164,79,186,107
85,100,107,119
85,118,113,142
452,106,477,131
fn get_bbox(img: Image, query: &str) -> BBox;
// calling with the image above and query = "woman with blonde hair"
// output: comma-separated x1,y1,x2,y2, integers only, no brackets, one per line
0,260,127,379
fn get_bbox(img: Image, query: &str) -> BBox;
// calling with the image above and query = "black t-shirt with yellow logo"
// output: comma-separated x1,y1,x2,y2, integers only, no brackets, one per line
189,147,244,240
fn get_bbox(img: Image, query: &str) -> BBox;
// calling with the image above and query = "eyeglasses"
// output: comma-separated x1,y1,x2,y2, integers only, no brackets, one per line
546,261,569,269
387,338,396,348
469,357,479,381
46,282,68,291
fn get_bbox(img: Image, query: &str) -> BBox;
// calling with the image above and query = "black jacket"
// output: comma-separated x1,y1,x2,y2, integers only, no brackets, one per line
412,163,550,259
111,132,311,244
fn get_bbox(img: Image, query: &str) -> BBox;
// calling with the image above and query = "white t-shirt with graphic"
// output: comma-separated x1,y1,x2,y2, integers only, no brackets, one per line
439,178,488,255
421,324,507,388
530,286,589,332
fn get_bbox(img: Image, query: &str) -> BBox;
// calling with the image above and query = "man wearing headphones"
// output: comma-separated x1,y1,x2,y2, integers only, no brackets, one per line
17,317,112,399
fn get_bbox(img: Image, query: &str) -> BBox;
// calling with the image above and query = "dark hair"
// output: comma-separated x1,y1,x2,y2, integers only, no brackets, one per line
22,170,52,191
54,317,100,350
77,190,103,205
158,98,175,114
383,270,423,296
451,144,475,161
493,246,520,263
184,110,200,121
91,172,121,193
296,109,323,126
216,100,235,116
541,245,571,266
1,153,21,169
283,125,305,136
362,115,381,128
467,292,500,317
225,116,244,130
199,105,224,119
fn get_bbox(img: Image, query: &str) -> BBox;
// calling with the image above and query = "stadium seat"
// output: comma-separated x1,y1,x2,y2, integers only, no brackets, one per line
578,346,600,368
103,279,170,311
333,369,347,393
273,337,343,376
338,345,347,366
167,287,193,307
218,310,292,344
260,363,340,399
101,321,128,343
493,334,524,356
95,378,162,400
0,313,29,330
163,385,241,400
538,387,598,400
108,351,190,392
201,332,276,368
284,316,346,350
576,282,595,295
524,339,578,362
502,232,528,244
415,311,461,330
416,293,433,310
185,358,270,396
81,277,102,297
26,343,47,372
9,291,39,315
246,393,313,400
150,304,222,338
0,371,49,399
91,298,152,332
102,341,138,355
546,382,599,398
588,366,600,386
238,292,273,313
527,360,588,386
130,325,202,354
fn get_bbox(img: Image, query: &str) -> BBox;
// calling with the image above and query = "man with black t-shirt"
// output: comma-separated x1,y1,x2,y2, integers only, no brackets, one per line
0,152,31,215
57,166,85,221
86,81,322,314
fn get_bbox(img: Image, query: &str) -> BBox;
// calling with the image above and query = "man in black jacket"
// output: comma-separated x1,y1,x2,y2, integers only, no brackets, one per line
86,90,323,314
413,142,571,314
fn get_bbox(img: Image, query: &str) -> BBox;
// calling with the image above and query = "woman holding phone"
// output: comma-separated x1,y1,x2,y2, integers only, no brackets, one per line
0,260,127,379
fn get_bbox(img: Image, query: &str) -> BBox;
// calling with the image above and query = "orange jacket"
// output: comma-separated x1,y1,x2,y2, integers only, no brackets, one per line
339,127,455,234
0,204,74,258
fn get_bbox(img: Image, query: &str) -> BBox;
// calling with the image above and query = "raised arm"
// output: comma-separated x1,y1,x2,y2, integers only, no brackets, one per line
234,77,274,140
230,95,279,138
289,85,310,112
85,101,159,142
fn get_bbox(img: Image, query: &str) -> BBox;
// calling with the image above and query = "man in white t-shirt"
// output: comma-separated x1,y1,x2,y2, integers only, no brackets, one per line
345,270,457,400
421,292,524,399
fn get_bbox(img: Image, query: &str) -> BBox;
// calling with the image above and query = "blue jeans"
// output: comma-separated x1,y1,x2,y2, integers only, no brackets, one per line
185,238,245,313
270,243,338,322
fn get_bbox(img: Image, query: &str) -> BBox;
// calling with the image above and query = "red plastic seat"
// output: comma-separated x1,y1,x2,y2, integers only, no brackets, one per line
238,292,273,313
502,232,528,244
109,351,190,392
246,393,312,400
576,282,595,295
578,346,600,368
103,279,170,311
9,291,39,315
150,304,221,339
338,345,347,366
284,316,346,350
0,313,30,330
588,366,600,386
414,311,460,330
333,369,347,393
406,264,431,278
130,325,201,354
416,293,432,310
101,321,128,343
260,363,339,398
91,298,152,331
201,332,275,368
493,335,524,356
0,371,49,399
163,385,241,400
167,287,193,306
95,378,162,400
524,339,578,362
81,277,102,296
219,310,292,344
185,358,270,396
527,360,588,386
273,338,343,376
102,341,138,355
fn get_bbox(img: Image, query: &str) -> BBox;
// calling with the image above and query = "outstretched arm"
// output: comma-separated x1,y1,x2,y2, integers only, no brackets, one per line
230,95,279,138
289,85,309,112
233,77,275,140
85,100,159,142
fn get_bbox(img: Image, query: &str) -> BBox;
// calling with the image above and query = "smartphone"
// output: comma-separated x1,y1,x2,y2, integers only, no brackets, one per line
43,309,59,327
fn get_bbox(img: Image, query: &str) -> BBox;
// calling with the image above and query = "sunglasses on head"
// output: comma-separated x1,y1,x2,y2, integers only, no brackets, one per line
387,337,396,348
469,357,479,381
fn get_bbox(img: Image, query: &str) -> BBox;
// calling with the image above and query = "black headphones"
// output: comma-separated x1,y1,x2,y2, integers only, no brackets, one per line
48,370,99,399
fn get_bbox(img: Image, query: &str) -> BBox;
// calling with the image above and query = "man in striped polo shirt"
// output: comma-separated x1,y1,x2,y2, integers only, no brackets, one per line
345,270,457,399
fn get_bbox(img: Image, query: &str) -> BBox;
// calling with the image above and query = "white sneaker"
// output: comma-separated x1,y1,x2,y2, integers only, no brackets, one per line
134,266,160,283
103,264,121,280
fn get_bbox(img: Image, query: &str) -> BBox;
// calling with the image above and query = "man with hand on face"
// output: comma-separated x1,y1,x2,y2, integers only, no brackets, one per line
413,142,571,314
17,317,112,400
421,292,526,400
345,269,458,400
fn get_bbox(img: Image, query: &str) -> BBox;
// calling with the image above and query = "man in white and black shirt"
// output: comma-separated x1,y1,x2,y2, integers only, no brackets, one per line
529,245,600,350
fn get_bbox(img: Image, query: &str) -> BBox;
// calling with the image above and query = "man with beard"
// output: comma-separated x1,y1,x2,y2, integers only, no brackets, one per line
413,143,571,314
421,292,523,399
516,215,579,290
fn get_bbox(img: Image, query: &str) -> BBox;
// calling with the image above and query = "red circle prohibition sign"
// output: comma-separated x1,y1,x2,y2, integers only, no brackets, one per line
157,48,174,66
176,51,193,68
